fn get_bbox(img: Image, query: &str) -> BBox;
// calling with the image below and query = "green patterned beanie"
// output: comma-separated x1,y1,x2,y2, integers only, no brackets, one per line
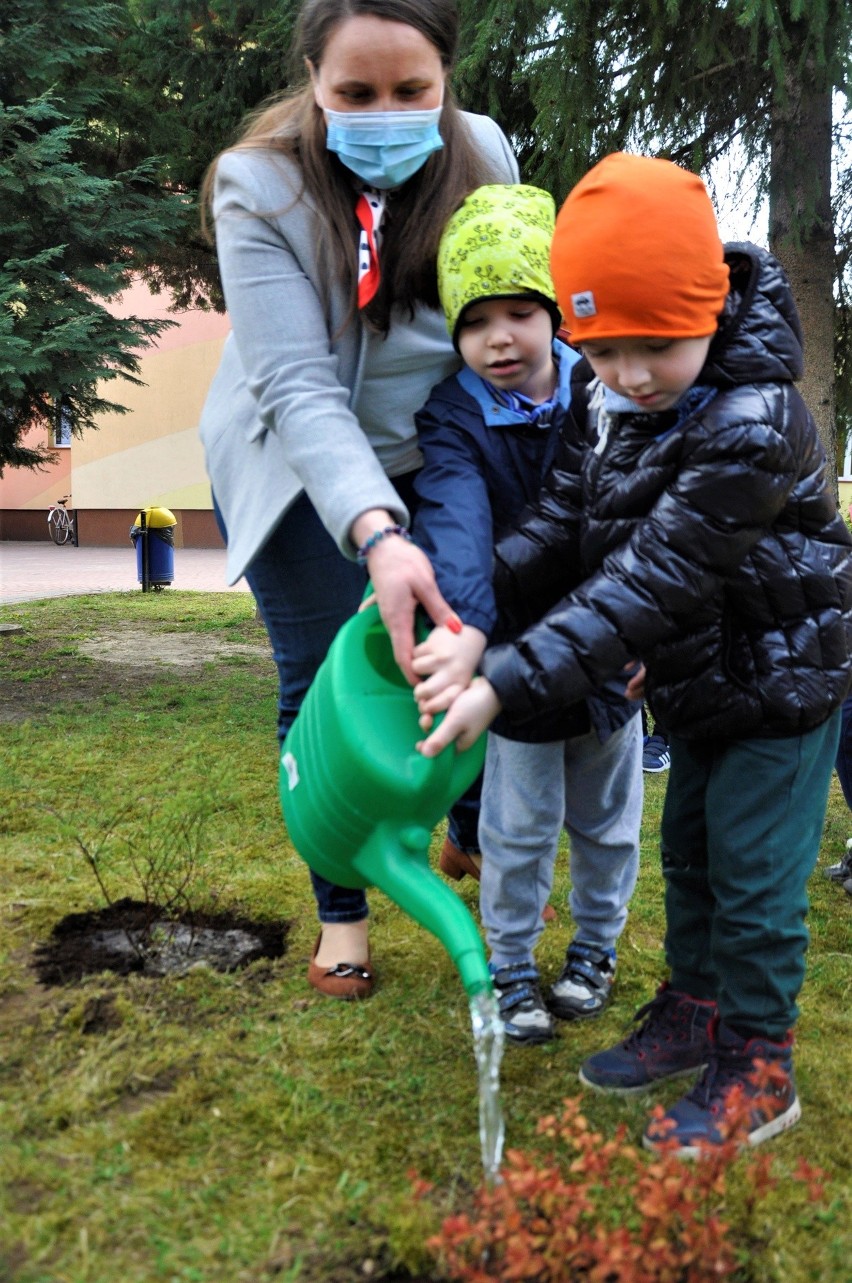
437,184,561,348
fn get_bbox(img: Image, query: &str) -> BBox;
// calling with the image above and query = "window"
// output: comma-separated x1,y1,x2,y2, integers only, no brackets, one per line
53,400,73,448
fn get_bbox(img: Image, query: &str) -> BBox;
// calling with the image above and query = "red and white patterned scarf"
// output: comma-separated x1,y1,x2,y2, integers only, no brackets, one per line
355,188,387,308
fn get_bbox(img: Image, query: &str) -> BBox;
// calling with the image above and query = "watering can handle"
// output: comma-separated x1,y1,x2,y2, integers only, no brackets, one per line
361,584,433,643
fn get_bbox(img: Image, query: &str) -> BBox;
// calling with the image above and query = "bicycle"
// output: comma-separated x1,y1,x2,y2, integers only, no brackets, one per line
47,495,75,546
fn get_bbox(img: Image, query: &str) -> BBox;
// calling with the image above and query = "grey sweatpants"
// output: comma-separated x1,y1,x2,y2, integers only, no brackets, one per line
478,715,643,969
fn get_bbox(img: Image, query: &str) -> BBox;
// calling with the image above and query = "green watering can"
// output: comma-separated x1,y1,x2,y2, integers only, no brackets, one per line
279,603,491,997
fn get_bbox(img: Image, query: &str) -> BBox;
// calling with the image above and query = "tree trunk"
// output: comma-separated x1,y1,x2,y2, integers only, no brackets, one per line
768,48,836,493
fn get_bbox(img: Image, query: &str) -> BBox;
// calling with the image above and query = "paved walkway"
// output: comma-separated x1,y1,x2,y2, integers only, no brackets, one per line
0,541,249,606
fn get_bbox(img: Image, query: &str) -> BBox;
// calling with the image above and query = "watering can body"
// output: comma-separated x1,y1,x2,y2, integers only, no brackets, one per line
279,604,491,996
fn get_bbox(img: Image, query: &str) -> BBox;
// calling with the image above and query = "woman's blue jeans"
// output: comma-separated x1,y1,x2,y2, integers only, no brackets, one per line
215,479,479,924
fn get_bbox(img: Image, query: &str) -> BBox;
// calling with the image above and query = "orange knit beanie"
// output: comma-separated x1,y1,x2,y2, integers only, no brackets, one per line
550,153,729,343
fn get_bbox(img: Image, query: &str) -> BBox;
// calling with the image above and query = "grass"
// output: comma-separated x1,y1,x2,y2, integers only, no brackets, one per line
1,591,850,1283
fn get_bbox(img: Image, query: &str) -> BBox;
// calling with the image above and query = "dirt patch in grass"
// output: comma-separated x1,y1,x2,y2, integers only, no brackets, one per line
77,625,270,668
33,897,289,985
0,620,273,721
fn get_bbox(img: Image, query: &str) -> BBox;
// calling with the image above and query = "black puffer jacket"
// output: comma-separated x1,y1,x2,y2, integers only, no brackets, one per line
484,243,852,740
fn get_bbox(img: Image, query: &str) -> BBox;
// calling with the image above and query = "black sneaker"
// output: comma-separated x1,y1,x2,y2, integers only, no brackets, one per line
548,940,616,1020
491,962,556,1044
579,982,717,1094
824,838,852,883
642,734,671,773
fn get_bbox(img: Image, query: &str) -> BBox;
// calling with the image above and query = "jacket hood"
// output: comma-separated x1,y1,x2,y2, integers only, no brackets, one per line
701,242,804,387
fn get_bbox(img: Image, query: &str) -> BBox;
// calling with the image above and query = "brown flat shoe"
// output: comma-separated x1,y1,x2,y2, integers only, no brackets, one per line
438,838,482,882
307,933,374,1000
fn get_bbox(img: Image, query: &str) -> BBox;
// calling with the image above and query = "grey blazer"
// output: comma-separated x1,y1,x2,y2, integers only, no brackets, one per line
199,112,519,584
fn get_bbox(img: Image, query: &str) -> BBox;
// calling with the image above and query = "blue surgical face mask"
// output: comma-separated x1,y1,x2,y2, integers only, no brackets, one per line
323,105,444,190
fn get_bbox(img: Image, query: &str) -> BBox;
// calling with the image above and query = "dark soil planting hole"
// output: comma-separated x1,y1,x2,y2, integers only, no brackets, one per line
34,898,288,985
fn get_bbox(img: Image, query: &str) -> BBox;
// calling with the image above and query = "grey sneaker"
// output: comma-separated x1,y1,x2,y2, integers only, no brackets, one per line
824,838,852,883
491,962,556,1044
548,940,616,1020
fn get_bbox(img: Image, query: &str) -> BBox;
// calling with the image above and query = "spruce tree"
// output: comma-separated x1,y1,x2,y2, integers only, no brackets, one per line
456,0,852,468
0,0,184,472
118,0,302,310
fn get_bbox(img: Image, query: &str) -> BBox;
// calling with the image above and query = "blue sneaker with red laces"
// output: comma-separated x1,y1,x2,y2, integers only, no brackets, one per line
579,982,717,1094
643,1021,800,1157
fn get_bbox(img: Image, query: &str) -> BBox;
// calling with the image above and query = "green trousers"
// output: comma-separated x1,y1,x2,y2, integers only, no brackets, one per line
661,708,841,1040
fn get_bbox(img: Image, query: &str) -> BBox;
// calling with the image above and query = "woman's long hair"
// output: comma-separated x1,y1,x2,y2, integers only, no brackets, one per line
201,0,505,331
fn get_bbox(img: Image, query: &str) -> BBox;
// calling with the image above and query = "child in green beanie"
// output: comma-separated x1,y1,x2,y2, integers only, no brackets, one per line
412,184,643,1044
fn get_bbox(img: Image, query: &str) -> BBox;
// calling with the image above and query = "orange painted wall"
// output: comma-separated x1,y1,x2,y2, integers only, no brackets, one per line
0,427,71,511
0,279,230,516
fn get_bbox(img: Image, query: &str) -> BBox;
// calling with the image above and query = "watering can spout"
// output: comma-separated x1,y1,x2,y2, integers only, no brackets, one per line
355,821,492,998
279,604,491,998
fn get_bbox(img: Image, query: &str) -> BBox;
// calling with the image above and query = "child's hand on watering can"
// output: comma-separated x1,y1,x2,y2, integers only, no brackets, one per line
623,660,646,701
417,677,502,755
411,621,487,724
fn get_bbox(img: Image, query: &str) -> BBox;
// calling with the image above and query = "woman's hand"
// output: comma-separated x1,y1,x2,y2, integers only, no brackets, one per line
412,623,487,722
416,678,502,756
351,510,453,684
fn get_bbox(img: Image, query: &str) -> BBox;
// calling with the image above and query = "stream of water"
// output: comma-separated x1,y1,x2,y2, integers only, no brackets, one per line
469,990,506,1186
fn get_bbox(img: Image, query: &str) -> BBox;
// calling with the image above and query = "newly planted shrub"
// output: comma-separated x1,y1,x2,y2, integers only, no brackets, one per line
425,1076,826,1283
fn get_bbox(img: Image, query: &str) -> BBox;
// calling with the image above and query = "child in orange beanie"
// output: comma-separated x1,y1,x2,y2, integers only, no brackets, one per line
413,152,852,1155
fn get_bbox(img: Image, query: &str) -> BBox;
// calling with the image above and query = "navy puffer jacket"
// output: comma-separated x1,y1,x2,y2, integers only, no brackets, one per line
484,244,852,740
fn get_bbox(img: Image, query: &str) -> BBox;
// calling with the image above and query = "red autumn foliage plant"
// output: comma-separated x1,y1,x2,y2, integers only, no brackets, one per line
421,1073,826,1283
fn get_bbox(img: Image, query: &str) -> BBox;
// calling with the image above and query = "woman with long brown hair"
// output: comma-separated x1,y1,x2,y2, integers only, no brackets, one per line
199,0,517,998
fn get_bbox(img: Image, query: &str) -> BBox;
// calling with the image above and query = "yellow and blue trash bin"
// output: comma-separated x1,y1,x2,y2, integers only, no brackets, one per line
130,507,177,590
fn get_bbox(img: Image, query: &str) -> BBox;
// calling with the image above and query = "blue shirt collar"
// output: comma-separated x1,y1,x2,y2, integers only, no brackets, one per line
602,382,716,432
457,338,581,427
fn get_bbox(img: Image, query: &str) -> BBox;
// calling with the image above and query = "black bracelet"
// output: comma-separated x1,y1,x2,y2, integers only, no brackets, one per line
355,524,412,566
